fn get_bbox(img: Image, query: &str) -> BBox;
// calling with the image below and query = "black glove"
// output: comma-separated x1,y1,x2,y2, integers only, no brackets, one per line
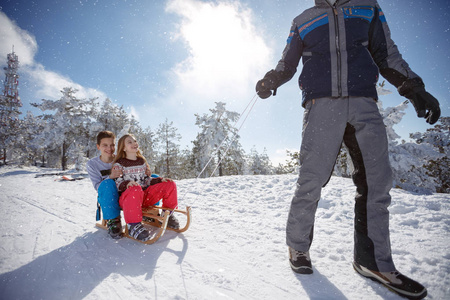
398,78,441,125
150,177,162,186
256,70,280,99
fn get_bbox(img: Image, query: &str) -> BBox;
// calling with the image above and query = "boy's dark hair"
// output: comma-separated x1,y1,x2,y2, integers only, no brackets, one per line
96,131,116,145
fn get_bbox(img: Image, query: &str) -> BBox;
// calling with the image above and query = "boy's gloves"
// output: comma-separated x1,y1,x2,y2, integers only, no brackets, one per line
398,78,441,125
256,70,281,99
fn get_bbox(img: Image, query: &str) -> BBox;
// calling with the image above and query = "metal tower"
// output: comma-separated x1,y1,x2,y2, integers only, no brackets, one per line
0,46,22,126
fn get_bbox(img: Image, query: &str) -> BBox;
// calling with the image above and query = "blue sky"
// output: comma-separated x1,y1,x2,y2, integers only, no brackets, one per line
1,0,449,165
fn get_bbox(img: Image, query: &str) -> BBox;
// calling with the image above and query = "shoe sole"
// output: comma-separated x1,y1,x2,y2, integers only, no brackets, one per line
290,261,313,274
108,228,123,239
353,262,427,300
109,233,122,239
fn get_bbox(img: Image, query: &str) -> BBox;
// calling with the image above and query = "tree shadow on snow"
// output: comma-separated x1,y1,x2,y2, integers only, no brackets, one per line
0,169,39,177
0,229,189,299
295,267,348,300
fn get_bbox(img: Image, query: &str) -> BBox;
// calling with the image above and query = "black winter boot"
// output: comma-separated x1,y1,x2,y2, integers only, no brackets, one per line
168,214,180,230
128,223,150,241
353,261,427,299
106,217,122,239
289,247,313,274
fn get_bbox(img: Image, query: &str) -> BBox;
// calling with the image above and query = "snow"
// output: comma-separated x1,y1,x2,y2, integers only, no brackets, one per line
0,166,449,299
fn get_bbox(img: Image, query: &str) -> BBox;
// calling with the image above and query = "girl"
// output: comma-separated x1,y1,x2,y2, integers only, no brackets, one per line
113,134,179,241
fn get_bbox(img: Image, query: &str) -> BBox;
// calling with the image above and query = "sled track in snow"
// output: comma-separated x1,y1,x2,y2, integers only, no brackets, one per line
10,195,78,225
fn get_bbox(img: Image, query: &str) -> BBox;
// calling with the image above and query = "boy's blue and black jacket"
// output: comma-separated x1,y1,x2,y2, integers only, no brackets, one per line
275,0,419,106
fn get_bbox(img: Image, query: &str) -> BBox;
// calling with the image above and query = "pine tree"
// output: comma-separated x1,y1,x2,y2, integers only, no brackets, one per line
14,111,45,165
177,147,195,179
155,119,182,178
281,149,300,174
192,102,245,177
247,146,274,175
95,98,129,135
136,126,156,169
32,87,94,170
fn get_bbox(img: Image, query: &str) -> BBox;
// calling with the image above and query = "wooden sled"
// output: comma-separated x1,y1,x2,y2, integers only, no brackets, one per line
96,206,191,244
61,175,85,181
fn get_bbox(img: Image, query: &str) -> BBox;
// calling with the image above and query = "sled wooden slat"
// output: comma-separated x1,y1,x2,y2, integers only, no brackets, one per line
95,219,108,230
95,206,191,243
142,206,192,233
124,213,169,244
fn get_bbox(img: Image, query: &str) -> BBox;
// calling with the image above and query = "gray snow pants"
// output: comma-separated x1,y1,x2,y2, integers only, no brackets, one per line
286,97,396,272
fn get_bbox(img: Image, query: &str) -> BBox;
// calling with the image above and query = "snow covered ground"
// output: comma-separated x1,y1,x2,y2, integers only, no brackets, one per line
0,165,449,300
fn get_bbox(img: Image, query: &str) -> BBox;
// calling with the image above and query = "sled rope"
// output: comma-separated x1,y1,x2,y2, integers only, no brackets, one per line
181,93,259,205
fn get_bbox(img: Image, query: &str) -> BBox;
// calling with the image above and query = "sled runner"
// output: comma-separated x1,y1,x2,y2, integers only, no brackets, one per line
96,205,191,244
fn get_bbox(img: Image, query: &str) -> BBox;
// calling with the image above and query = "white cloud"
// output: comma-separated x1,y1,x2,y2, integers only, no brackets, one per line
165,0,273,105
0,11,106,102
0,11,37,67
22,63,107,101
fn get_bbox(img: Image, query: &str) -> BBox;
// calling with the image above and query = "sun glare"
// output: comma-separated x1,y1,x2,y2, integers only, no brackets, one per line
166,0,272,100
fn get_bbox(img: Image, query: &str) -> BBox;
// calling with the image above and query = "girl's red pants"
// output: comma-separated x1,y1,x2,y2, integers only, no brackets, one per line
119,181,178,224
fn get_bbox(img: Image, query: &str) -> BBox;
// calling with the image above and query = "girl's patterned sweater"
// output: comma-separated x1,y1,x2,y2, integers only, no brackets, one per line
113,157,161,193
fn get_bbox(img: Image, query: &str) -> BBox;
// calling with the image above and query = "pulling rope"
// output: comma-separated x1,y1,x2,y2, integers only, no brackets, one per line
179,94,259,205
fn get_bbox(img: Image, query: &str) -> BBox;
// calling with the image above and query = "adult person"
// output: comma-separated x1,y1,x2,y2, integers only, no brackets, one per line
255,0,440,299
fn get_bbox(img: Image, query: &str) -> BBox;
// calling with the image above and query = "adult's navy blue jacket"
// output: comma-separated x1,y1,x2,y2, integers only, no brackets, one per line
275,0,419,106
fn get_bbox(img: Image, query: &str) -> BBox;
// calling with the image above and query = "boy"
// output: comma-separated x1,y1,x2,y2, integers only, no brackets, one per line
87,131,123,239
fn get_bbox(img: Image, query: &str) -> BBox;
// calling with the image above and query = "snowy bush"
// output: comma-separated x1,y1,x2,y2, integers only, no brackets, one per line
376,100,445,194
246,146,274,175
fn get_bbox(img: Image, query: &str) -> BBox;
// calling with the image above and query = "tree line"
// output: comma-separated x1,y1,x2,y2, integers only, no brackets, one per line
1,87,275,178
0,87,448,193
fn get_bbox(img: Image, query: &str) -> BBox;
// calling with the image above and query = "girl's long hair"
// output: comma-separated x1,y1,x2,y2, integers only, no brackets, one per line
112,134,149,167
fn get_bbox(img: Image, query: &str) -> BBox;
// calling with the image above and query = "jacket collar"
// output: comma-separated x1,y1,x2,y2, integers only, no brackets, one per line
315,0,350,7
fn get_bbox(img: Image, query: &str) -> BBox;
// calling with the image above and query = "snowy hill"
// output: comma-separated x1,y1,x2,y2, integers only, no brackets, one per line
0,166,449,299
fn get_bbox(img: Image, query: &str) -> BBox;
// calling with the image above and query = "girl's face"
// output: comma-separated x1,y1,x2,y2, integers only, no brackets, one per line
123,136,139,155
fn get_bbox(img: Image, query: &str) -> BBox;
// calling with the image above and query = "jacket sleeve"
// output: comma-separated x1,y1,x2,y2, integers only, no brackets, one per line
369,3,421,88
86,160,103,191
274,20,304,86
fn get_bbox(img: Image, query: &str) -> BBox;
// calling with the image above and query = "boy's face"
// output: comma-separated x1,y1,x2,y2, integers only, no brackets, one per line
97,137,115,158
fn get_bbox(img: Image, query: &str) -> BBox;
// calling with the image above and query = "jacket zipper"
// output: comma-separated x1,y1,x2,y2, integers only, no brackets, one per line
333,6,342,97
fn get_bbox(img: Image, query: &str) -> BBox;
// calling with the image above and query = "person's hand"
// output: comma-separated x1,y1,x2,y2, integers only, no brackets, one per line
110,166,123,179
161,178,173,182
256,70,280,99
398,78,441,125
127,181,140,188
145,165,151,177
